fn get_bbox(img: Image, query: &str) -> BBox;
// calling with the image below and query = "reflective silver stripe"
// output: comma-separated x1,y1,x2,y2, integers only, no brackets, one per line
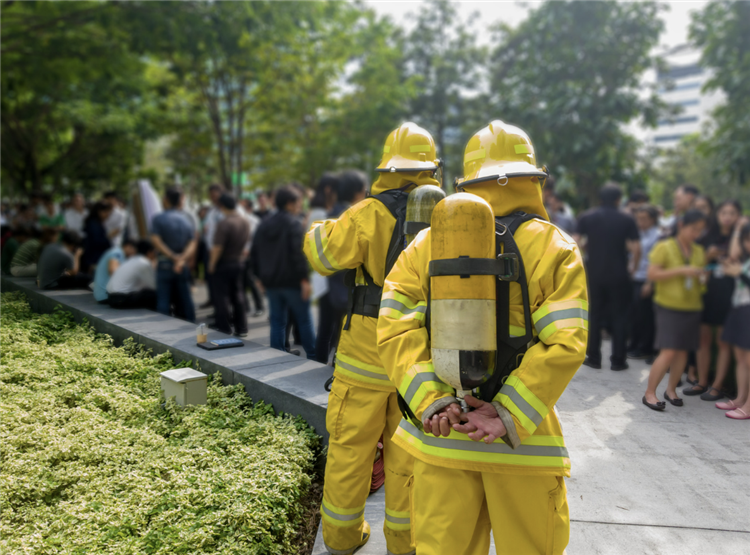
336,359,390,381
388,551,416,555
402,371,442,405
500,384,544,427
401,421,568,458
321,503,364,522
385,514,410,525
380,298,427,316
325,541,355,555
534,307,588,331
314,225,336,272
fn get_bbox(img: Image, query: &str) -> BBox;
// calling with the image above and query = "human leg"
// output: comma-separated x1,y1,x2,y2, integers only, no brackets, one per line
316,293,337,364
586,281,604,365
175,267,196,323
609,280,632,367
321,380,389,554
628,281,644,354
666,350,688,399
412,459,490,555
211,266,232,334
265,288,288,352
484,473,569,555
156,264,173,317
228,263,248,335
694,324,713,388
645,349,677,404
53,273,93,290
11,264,37,277
709,331,732,395
286,287,317,360
381,393,415,555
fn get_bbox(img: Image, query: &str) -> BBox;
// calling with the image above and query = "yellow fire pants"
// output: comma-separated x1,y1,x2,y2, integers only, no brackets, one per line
321,378,415,555
411,459,570,555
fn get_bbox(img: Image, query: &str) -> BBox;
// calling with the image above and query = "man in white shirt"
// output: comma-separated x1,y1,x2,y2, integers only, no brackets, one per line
104,192,128,247
200,184,225,309
64,193,88,237
107,239,157,309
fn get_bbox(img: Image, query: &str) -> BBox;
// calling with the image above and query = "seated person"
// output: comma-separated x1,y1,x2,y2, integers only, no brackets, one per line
92,239,136,303
106,239,157,309
2,225,32,275
37,230,91,290
10,227,50,277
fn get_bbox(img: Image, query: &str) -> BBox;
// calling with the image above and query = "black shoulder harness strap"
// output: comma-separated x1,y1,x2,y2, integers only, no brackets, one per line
343,188,410,330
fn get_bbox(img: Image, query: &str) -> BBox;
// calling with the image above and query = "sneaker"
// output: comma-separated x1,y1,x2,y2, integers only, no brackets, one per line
233,332,248,338
582,357,601,370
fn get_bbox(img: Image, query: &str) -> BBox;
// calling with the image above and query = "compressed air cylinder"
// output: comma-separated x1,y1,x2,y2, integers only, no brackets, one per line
405,185,446,244
430,193,497,408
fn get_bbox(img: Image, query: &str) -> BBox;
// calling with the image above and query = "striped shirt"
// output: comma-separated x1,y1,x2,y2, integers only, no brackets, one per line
10,239,41,268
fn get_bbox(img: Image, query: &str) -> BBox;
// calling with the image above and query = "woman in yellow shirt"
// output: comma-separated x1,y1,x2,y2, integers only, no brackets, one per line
643,210,708,411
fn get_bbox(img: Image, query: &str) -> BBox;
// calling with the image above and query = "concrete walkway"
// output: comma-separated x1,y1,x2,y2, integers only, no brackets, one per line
312,341,750,554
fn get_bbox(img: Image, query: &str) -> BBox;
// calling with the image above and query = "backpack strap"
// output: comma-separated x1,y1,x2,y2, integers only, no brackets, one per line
479,211,541,403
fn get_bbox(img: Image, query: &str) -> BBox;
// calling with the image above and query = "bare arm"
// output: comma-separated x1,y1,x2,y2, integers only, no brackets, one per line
729,217,748,261
208,245,223,274
108,257,120,276
151,234,176,260
627,239,641,277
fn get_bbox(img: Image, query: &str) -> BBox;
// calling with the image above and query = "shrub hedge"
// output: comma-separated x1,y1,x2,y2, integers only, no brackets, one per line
0,292,320,554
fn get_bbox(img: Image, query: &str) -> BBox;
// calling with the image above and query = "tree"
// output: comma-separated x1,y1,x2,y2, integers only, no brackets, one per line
488,0,667,206
690,1,750,185
403,0,486,186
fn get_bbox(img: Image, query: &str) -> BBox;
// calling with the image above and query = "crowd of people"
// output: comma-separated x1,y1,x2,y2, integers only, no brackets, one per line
2,176,748,421
562,181,750,420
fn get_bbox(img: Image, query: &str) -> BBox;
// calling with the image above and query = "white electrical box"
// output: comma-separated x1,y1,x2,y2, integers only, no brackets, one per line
160,368,208,406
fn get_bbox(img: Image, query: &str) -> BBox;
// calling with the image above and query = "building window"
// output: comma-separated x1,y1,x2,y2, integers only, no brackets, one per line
659,81,701,93
657,115,699,126
658,63,703,81
654,134,686,143
670,99,700,107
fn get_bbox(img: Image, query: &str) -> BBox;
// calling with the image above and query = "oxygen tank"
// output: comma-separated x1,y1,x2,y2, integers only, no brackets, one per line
430,193,497,411
405,185,446,244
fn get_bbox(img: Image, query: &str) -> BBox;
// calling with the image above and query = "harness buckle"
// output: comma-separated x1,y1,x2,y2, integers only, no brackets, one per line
496,253,519,282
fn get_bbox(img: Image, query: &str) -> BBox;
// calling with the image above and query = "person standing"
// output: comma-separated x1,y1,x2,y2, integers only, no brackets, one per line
663,183,699,236
103,191,128,248
576,183,641,370
208,193,250,337
81,202,113,273
642,210,708,411
378,121,587,555
251,186,316,358
63,193,88,237
628,205,661,359
199,184,225,309
151,187,197,323
304,123,442,555
37,230,90,290
239,195,264,317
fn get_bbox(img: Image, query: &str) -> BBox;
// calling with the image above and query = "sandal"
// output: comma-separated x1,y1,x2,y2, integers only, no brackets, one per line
686,377,698,386
700,387,725,401
726,408,750,420
643,396,666,411
664,392,684,407
683,384,708,396
716,399,741,410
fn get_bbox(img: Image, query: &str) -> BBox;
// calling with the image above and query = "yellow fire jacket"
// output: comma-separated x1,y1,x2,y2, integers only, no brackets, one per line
377,179,588,476
304,171,440,392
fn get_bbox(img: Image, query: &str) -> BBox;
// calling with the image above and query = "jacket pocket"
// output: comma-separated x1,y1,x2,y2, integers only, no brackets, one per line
545,476,570,555
326,380,348,441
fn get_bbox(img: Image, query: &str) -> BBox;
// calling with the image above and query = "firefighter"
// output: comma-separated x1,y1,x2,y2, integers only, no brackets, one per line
304,122,441,555
377,120,588,555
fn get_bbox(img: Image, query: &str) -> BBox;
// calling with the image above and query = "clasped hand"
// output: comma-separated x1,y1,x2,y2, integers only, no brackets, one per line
422,395,507,444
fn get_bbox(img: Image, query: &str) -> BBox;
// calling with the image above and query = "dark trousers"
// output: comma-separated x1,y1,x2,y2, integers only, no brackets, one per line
46,273,92,290
587,278,632,366
266,287,316,360
315,292,344,364
628,280,656,355
156,260,196,323
243,257,264,312
210,261,248,335
109,290,157,310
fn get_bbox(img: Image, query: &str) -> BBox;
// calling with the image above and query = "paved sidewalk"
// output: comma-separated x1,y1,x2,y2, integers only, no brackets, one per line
312,341,750,555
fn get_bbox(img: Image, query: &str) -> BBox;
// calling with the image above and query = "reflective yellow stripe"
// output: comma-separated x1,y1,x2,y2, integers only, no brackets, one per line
321,497,365,527
509,324,527,338
308,223,343,275
495,375,548,435
384,508,411,531
383,145,391,153
379,294,427,322
335,352,391,386
398,362,453,414
514,144,531,154
465,148,486,162
532,300,588,342
396,420,570,468
409,144,432,153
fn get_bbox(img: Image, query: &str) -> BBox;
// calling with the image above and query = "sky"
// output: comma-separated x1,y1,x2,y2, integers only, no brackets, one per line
364,1,710,50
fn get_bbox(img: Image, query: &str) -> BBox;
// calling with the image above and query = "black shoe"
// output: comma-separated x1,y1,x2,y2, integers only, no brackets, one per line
611,363,629,371
582,357,601,370
664,391,683,407
700,387,725,401
683,384,708,396
642,396,666,411
289,349,301,356
627,350,648,360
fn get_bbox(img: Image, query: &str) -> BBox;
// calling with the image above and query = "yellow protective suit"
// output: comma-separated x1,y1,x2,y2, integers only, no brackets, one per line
377,177,587,554
305,171,439,555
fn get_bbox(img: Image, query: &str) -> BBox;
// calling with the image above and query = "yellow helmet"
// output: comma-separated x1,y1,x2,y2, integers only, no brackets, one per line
457,120,547,189
376,122,440,173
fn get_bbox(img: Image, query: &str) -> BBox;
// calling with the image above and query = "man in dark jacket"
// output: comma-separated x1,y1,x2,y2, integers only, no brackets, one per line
250,186,316,359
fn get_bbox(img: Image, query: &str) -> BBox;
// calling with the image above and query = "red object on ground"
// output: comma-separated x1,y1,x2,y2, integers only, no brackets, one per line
370,438,385,493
